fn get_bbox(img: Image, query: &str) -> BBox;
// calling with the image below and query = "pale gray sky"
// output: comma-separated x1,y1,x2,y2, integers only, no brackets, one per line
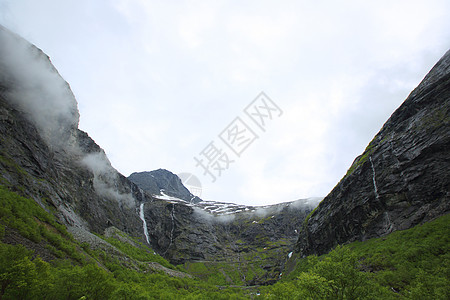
1,0,449,205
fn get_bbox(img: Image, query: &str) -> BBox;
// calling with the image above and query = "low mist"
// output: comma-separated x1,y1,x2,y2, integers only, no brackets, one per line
288,197,323,210
82,152,135,208
0,26,79,150
193,207,236,223
0,26,135,208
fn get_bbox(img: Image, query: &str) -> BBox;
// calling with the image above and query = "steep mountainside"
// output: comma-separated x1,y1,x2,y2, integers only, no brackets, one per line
129,169,202,204
143,195,319,284
0,26,144,240
0,25,318,285
295,50,450,258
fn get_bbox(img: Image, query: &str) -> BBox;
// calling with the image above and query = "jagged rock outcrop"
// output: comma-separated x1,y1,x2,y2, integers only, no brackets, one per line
295,50,450,257
142,197,319,284
129,169,202,204
144,199,318,262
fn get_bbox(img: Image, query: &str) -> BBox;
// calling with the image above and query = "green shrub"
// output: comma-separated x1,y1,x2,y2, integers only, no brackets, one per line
264,214,450,299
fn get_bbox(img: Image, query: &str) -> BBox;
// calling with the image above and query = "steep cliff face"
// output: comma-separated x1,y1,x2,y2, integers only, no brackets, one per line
144,197,319,262
142,196,318,284
295,50,450,257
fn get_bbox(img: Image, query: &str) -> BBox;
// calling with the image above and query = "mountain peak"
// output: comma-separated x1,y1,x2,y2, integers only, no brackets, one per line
128,169,202,204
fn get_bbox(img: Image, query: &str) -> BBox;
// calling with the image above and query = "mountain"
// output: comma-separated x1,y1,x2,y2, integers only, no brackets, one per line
294,50,450,258
1,24,448,297
128,169,202,204
143,194,320,284
0,25,318,285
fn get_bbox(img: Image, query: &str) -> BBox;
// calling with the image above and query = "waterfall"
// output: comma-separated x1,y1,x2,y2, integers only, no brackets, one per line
369,156,380,201
139,202,150,244
370,155,393,234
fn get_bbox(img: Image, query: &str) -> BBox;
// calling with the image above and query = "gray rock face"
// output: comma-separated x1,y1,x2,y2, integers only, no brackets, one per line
295,50,450,257
141,197,318,284
128,169,202,204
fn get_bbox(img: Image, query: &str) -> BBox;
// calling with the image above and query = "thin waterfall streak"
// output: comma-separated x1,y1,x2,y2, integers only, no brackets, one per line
139,202,150,244
369,156,380,201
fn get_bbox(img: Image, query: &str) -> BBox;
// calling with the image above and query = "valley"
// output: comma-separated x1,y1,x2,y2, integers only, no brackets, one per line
0,24,449,299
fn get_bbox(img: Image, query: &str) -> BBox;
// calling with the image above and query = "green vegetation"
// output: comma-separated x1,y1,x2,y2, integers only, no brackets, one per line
103,235,174,269
0,242,251,299
262,214,450,299
183,259,267,286
182,237,291,286
0,185,247,299
349,213,450,298
1,184,448,299
303,205,319,227
0,153,28,178
345,136,377,177
0,244,115,300
263,246,389,299
418,103,450,130
0,185,83,261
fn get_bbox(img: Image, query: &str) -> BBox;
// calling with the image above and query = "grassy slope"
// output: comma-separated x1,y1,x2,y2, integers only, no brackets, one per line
263,213,449,299
1,184,448,299
0,185,247,299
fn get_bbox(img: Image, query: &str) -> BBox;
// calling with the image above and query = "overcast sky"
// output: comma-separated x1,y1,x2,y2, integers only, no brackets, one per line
1,0,449,206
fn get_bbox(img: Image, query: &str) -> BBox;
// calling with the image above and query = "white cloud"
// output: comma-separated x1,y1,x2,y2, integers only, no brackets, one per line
1,0,449,206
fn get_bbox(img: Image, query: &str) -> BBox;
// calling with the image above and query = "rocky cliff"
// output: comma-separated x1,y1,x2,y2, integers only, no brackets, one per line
0,25,145,240
295,50,450,257
130,180,318,270
141,195,319,283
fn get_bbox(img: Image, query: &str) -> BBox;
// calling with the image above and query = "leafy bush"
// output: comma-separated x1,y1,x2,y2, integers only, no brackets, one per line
104,236,174,269
0,185,83,262
264,214,450,299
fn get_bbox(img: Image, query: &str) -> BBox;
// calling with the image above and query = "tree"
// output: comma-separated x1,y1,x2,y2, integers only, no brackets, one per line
308,246,388,300
296,272,332,299
0,244,38,299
